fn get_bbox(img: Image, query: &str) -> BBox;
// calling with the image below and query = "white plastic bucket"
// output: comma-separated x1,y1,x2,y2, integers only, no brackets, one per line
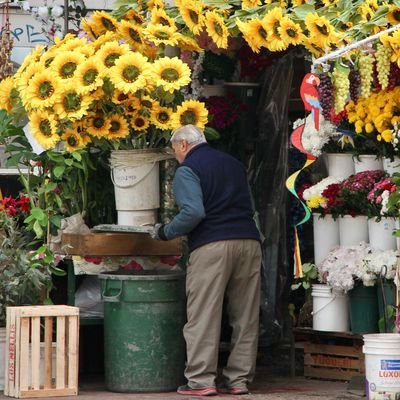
339,215,369,246
363,333,400,400
311,284,349,332
354,155,384,173
383,157,400,176
368,218,397,250
326,153,355,180
313,213,339,266
111,158,160,226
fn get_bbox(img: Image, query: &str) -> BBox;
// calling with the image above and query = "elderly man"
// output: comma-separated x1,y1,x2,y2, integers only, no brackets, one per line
153,124,261,396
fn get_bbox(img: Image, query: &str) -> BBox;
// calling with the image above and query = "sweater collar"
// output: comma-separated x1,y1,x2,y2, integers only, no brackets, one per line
185,143,209,160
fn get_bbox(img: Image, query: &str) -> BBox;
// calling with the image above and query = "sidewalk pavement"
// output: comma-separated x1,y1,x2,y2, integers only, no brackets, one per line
0,369,365,400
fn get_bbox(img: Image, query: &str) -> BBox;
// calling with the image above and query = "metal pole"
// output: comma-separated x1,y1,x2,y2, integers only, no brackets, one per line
64,0,68,37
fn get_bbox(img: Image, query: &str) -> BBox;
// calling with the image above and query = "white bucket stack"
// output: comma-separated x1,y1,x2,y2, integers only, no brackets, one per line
311,284,349,332
363,334,400,400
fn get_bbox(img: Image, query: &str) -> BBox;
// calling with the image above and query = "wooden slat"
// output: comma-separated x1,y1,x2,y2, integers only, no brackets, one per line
30,316,41,390
304,366,363,381
5,307,15,396
14,308,21,397
43,317,53,389
19,317,30,391
19,306,79,318
19,387,78,398
304,353,363,370
67,316,79,389
304,342,363,357
61,232,182,256
56,316,66,389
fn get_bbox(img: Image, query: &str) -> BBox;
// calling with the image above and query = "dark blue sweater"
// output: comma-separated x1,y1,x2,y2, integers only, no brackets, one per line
180,143,260,251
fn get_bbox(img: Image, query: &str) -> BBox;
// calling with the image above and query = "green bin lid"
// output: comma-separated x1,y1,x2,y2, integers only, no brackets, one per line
98,269,185,281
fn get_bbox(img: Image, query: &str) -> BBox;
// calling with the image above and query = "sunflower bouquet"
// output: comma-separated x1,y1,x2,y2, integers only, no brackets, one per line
0,9,210,152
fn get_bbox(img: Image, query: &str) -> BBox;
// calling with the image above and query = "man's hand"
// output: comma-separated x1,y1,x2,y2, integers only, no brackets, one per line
150,223,167,240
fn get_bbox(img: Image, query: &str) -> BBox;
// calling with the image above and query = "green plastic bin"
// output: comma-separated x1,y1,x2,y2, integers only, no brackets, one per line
99,270,186,392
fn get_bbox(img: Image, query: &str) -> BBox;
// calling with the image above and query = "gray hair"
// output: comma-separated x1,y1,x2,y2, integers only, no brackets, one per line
171,124,207,145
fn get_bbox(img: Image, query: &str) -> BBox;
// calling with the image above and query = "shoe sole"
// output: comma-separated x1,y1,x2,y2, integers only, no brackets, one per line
177,387,218,396
217,388,249,395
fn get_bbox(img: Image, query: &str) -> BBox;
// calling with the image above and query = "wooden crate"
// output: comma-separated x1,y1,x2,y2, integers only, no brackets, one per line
304,342,365,381
4,305,79,398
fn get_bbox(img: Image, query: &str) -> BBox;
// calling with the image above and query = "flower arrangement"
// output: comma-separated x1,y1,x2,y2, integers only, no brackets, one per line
302,176,341,215
367,176,397,219
318,243,375,292
204,95,246,130
339,170,387,216
362,249,398,281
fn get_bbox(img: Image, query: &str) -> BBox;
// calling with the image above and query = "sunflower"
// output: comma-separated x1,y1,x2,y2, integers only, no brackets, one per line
151,57,191,93
28,110,60,149
305,13,340,49
151,105,173,130
23,71,61,110
387,5,400,25
262,9,288,52
62,129,87,152
107,114,130,140
54,85,92,120
14,45,45,80
235,18,269,53
81,18,99,40
172,100,208,129
109,52,150,94
122,9,144,25
302,36,325,58
86,112,112,138
144,23,180,46
15,62,44,94
176,34,203,52
205,11,229,49
74,58,105,95
151,7,176,28
241,0,262,9
57,37,88,53
91,11,119,35
117,20,144,51
179,1,205,35
51,51,86,80
130,113,150,131
97,41,131,68
291,0,306,5
278,16,305,47
0,77,15,112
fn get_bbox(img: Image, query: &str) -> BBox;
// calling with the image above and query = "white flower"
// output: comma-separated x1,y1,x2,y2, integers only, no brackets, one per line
363,249,398,280
21,1,31,11
303,176,341,203
51,5,64,18
319,243,374,292
37,6,50,19
380,190,390,215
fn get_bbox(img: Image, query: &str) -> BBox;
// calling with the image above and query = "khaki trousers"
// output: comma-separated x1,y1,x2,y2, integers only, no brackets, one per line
183,239,262,389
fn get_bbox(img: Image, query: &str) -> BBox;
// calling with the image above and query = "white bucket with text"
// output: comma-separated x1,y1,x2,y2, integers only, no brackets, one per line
363,333,400,400
311,284,349,332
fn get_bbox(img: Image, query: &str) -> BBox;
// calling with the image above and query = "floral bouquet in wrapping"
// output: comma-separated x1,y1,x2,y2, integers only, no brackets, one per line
367,176,397,220
362,249,398,282
339,170,388,216
318,243,375,292
302,176,341,216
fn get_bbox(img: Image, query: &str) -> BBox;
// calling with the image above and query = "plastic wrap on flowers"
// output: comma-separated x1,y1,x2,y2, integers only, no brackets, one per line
251,52,294,344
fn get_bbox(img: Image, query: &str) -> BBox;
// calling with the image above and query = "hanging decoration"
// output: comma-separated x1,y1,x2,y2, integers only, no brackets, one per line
0,0,13,80
286,73,321,278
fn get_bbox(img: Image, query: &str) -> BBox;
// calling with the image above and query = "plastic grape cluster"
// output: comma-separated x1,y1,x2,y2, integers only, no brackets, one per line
318,73,334,120
331,65,350,113
375,43,392,90
359,53,374,98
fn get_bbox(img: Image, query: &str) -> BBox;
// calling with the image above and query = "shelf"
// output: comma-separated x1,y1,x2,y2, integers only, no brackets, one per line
0,168,28,175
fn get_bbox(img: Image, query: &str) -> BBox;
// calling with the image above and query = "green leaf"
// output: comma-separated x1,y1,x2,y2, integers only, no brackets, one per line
64,159,74,167
53,165,66,178
30,207,47,221
33,220,44,238
204,126,220,141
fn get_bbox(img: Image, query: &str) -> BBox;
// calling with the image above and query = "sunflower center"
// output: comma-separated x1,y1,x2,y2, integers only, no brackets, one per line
135,117,145,127
83,68,98,85
44,57,54,67
123,65,140,82
39,119,52,136
39,81,55,99
180,110,196,125
286,28,297,38
273,22,280,36
61,62,77,78
158,111,169,123
316,23,329,36
63,92,81,111
258,27,268,40
93,116,105,128
141,99,153,109
117,93,129,102
393,10,400,21
189,10,199,24
161,68,179,82
105,53,120,67
155,30,170,40
159,17,170,26
102,17,117,31
67,134,78,146
213,21,223,37
129,28,142,44
110,120,121,132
